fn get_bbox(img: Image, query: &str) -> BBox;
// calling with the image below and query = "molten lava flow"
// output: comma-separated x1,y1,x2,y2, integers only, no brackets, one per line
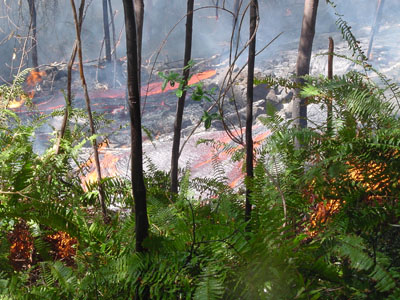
142,69,216,96
193,127,271,188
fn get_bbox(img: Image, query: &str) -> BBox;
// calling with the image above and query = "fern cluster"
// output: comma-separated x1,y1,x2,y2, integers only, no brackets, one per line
1,8,400,298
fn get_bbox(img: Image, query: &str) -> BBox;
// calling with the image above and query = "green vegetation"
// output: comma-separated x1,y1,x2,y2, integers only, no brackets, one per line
1,7,400,300
1,48,400,299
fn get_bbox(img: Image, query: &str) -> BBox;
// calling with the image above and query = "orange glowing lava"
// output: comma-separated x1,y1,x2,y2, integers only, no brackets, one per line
142,69,216,96
193,127,271,188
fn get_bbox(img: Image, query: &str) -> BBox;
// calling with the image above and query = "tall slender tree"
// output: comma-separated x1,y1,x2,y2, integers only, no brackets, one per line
245,0,258,223
292,0,319,130
122,0,149,253
27,0,38,69
170,0,195,194
134,0,144,74
232,0,241,49
102,0,111,62
327,37,334,135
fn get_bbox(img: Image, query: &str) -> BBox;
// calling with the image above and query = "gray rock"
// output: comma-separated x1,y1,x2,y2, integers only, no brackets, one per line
253,83,270,101
266,88,279,103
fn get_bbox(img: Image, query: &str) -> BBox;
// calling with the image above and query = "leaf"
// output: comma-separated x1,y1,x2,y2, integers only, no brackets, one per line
265,102,277,117
162,79,168,91
176,89,183,98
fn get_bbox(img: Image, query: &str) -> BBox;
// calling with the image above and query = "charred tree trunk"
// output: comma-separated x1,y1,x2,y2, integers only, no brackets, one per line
107,0,117,87
27,0,38,69
245,0,257,224
70,0,108,223
292,0,319,130
232,0,240,49
122,0,149,253
134,0,144,79
327,37,334,135
367,0,385,60
102,0,112,62
170,0,195,194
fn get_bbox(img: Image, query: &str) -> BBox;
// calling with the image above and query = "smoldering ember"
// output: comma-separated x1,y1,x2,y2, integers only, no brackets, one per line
1,0,400,299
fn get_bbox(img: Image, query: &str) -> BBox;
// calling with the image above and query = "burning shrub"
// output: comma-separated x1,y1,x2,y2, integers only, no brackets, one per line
8,220,34,271
45,231,77,266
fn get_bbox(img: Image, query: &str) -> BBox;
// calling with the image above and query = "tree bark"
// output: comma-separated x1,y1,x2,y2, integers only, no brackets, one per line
292,0,319,130
245,0,257,224
134,0,144,79
70,0,108,223
232,0,240,49
327,37,334,135
27,0,38,69
122,0,149,253
107,0,117,87
102,0,112,62
170,0,195,194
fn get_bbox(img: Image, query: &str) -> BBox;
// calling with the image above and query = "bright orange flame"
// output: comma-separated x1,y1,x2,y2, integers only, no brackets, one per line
26,70,45,87
8,98,25,109
307,151,400,236
81,150,122,188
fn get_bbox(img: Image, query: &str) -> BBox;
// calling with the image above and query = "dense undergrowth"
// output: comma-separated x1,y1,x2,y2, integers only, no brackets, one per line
1,27,400,300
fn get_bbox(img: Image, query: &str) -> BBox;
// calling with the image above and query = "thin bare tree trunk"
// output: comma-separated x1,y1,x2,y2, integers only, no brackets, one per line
232,0,240,49
70,0,108,222
102,0,111,62
367,0,385,60
107,0,117,87
170,0,195,194
292,0,319,130
134,0,144,81
245,0,257,224
54,42,77,155
327,37,334,135
27,0,38,69
122,0,149,253
50,41,78,185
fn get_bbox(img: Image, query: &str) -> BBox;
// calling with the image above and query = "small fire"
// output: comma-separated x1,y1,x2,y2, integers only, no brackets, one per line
46,231,77,265
8,220,34,271
81,150,122,188
26,70,46,87
8,98,25,109
25,70,45,100
80,139,122,189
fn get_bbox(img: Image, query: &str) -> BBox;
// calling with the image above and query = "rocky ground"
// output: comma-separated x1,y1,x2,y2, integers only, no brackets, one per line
18,16,400,188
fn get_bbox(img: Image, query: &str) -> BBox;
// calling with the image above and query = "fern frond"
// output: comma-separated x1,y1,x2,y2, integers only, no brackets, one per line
194,266,225,300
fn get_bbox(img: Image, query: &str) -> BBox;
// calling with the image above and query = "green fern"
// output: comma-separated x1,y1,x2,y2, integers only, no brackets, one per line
194,266,225,300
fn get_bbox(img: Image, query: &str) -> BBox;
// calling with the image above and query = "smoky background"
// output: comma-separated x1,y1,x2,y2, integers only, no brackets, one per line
0,0,399,84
